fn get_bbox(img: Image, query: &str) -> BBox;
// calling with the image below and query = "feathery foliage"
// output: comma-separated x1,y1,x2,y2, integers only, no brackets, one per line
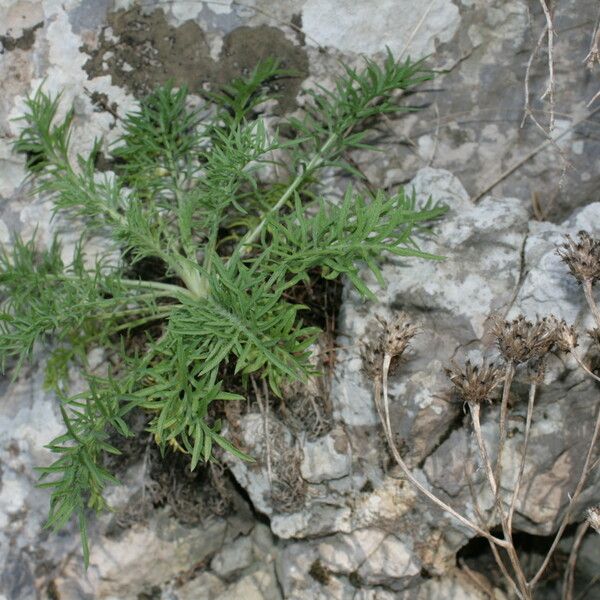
4,51,446,564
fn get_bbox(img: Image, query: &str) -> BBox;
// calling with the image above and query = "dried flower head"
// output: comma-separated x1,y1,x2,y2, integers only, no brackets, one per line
548,316,578,353
382,313,418,358
587,505,600,534
445,359,504,404
492,315,559,364
557,231,600,285
588,327,600,347
362,342,384,381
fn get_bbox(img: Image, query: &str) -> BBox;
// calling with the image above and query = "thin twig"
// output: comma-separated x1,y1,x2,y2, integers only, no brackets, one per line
465,460,521,597
377,353,511,547
459,559,497,599
251,376,273,485
529,402,600,587
563,520,590,600
507,383,537,532
571,350,600,384
397,0,437,61
584,5,600,67
583,280,600,330
495,362,515,513
472,105,600,203
575,574,600,600
469,400,531,599
469,402,498,497
521,25,549,130
538,0,556,131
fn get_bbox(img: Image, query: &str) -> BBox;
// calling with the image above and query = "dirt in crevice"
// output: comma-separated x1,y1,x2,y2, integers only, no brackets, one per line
457,526,600,599
82,6,308,113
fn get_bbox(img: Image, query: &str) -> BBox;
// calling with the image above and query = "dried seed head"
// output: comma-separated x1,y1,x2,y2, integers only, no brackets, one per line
492,315,559,364
557,231,600,285
588,327,600,347
362,342,383,380
553,318,578,352
445,359,504,404
382,313,418,358
587,505,600,534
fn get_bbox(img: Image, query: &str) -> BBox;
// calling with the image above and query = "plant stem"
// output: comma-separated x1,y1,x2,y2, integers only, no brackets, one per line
469,401,531,599
99,304,173,322
507,382,537,532
495,362,515,515
118,277,195,300
572,351,600,384
378,352,510,547
583,279,600,329
230,133,338,262
109,312,170,333
529,401,600,588
469,402,498,497
563,520,590,600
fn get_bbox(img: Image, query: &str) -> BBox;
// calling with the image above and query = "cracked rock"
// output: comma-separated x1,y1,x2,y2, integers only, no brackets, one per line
300,427,352,483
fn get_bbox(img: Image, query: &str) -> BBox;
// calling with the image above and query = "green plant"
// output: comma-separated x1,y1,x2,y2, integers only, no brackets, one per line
2,52,445,564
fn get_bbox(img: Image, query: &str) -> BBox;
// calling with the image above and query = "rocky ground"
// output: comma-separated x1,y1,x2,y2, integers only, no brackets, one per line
1,1,600,599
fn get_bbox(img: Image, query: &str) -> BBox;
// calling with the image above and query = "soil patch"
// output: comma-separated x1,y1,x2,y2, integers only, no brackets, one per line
82,7,308,113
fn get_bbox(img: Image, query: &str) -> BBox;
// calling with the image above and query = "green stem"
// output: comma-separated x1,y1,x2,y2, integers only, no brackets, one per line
108,312,171,333
96,304,173,321
43,272,195,301
117,277,195,300
229,132,339,264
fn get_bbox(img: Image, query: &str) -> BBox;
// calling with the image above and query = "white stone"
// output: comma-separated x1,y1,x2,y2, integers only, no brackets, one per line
358,535,420,586
211,534,254,577
302,0,461,57
300,428,352,483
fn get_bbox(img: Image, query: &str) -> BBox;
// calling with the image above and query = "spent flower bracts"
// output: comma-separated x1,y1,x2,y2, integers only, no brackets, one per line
1,53,446,564
492,315,561,365
557,231,600,285
445,359,504,405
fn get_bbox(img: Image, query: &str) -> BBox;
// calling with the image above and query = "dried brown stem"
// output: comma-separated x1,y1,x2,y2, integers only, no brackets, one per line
529,402,600,588
494,362,515,511
562,520,590,600
251,376,273,485
469,402,498,498
521,25,550,131
583,280,600,330
378,353,510,547
507,382,537,532
469,402,533,599
538,0,556,131
465,461,521,598
572,350,600,384
472,105,600,203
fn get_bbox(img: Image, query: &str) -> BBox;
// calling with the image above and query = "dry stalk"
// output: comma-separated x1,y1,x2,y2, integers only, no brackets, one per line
377,355,510,547
521,24,551,133
584,6,600,67
471,105,600,203
538,0,556,131
507,382,537,532
562,520,590,600
583,279,600,329
251,376,273,486
369,232,600,598
469,399,530,599
528,400,600,588
465,459,520,597
494,362,516,512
